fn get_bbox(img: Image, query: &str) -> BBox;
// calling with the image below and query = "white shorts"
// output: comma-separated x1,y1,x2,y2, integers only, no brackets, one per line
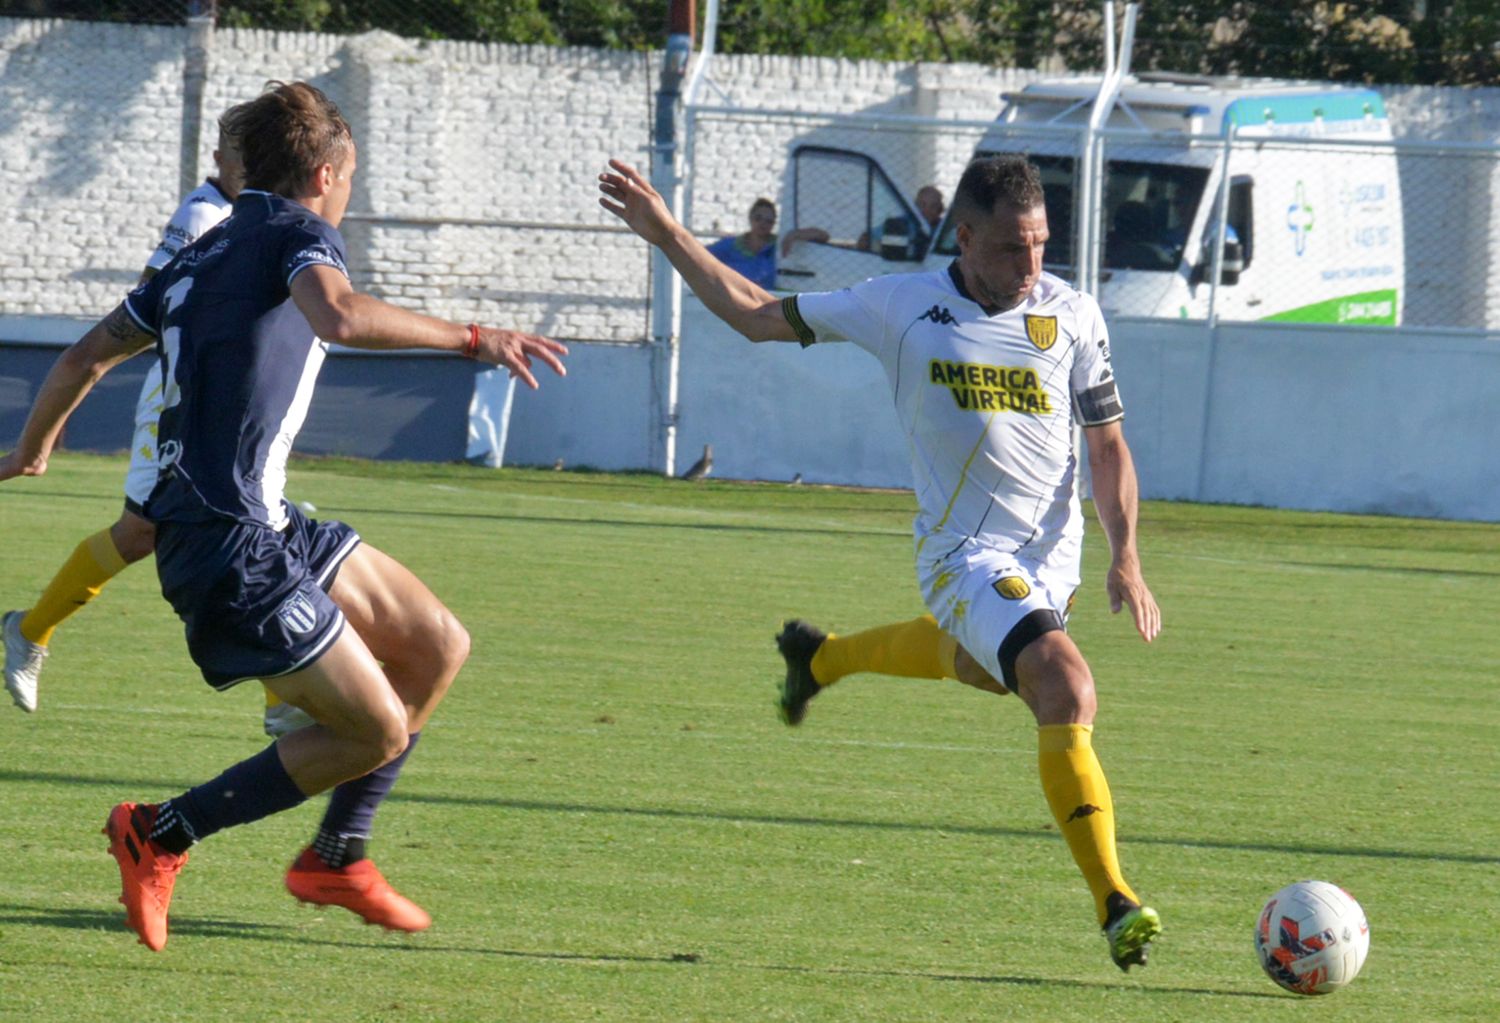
917,533,1081,691
122,361,165,511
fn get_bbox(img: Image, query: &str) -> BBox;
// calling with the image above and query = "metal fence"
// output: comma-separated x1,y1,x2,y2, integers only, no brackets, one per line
684,104,1500,333
10,2,1500,347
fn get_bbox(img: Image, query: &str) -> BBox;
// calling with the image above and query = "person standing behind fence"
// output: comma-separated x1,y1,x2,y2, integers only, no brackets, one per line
706,197,826,288
3,105,249,714
599,153,1163,974
0,81,568,952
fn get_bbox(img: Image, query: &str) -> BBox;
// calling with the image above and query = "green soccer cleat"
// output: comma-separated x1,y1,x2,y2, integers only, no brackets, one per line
775,619,826,726
1104,904,1162,972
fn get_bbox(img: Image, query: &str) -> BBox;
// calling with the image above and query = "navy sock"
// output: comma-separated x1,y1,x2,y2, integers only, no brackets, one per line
156,743,309,850
315,732,420,864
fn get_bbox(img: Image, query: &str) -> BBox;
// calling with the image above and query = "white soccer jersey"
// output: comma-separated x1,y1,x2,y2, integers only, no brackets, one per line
787,264,1123,567
144,179,234,273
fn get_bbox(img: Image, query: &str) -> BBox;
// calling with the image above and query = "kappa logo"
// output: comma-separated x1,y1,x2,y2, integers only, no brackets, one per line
920,305,957,325
1066,803,1104,822
276,592,318,635
1024,314,1058,351
993,576,1031,600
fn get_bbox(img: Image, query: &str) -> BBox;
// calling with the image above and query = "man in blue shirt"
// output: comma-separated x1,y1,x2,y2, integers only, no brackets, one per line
0,81,569,952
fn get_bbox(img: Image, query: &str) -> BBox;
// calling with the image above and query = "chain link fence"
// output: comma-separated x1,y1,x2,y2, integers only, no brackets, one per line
0,1,654,343
686,102,1500,332
9,3,1500,343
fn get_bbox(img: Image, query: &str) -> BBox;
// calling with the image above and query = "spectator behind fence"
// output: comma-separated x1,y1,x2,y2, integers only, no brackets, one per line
706,198,826,289
913,185,945,231
851,185,946,254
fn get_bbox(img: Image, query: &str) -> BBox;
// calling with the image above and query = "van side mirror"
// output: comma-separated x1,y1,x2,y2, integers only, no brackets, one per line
879,216,920,261
1192,238,1245,286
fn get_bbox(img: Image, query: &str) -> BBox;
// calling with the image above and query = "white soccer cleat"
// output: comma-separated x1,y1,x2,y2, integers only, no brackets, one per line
263,698,316,738
3,610,47,713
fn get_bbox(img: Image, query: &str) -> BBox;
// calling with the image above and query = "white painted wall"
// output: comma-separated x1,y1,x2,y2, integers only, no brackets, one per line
1109,318,1500,521
4,19,1499,520
0,18,1052,339
500,298,1500,523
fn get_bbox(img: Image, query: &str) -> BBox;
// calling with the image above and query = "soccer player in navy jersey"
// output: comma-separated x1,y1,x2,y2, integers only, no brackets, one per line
0,81,568,951
4,105,247,714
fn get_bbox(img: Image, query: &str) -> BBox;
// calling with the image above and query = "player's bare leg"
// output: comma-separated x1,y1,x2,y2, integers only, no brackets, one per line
106,626,404,951
327,542,469,730
277,542,468,932
1012,631,1159,970
108,508,156,562
263,631,412,792
952,644,1009,696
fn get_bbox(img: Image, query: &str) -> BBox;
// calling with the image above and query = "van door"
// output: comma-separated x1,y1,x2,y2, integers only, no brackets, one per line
776,146,928,292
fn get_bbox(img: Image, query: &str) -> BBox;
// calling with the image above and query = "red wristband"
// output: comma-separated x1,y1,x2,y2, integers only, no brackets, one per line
463,323,480,359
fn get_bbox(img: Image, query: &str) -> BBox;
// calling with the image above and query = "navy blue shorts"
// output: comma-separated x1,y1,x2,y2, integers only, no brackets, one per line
155,502,361,690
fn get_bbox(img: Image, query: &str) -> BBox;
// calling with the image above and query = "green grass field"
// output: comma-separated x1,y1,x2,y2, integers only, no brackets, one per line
1,453,1496,1021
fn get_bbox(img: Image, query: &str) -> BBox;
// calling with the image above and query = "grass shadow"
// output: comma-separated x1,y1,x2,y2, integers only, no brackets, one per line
0,900,1277,1000
1,768,1490,869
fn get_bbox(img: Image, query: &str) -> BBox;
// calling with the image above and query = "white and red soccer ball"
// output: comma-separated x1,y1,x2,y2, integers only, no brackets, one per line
1255,880,1370,995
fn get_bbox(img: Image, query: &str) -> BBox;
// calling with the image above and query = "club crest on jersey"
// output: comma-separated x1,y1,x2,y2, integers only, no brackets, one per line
1024,315,1058,351
276,592,318,635
994,576,1031,600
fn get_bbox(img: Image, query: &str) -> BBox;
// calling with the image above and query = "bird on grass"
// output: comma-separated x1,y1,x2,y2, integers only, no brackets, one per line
682,444,713,481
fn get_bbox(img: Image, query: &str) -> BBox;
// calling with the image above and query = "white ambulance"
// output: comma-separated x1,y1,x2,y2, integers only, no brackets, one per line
777,73,1404,325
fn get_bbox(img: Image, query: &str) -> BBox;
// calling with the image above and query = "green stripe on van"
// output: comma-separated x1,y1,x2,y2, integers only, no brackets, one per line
1225,92,1385,127
1261,288,1399,326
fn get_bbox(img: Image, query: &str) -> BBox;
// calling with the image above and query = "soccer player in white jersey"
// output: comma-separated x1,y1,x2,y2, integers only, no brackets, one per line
2,106,246,713
599,154,1164,971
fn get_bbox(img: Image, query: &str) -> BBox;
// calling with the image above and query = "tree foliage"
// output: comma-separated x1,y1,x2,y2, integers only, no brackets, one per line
7,0,1500,85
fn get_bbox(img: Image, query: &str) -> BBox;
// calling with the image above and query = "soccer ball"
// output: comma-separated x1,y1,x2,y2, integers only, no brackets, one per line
1255,880,1370,995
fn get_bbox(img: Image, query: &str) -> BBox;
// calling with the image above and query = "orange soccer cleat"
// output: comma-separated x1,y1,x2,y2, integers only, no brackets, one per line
285,847,431,932
103,802,188,952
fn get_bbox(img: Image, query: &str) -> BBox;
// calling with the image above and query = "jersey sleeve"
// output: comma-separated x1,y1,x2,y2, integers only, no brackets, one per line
1069,293,1124,426
122,266,169,337
145,197,227,273
281,219,350,287
782,278,890,355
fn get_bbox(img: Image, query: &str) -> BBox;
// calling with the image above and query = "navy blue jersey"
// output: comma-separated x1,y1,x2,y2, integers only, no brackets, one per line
123,190,348,530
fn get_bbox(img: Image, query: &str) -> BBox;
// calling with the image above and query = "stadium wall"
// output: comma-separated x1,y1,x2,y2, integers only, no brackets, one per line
0,18,1042,330
5,19,1500,521
561,300,1500,523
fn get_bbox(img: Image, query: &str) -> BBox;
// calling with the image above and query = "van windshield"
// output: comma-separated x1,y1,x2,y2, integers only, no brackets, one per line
932,156,1210,277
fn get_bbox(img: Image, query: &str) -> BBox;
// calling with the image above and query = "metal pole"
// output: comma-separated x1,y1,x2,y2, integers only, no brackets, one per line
651,0,696,477
1079,1,1136,295
1195,125,1237,502
180,4,215,199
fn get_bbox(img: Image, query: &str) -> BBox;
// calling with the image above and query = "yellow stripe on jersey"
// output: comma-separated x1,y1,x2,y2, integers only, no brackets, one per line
915,410,999,559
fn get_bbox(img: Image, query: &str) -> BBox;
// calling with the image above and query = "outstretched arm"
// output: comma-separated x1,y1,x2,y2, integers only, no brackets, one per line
598,159,798,343
289,267,568,390
0,305,155,482
780,226,830,256
1084,420,1161,642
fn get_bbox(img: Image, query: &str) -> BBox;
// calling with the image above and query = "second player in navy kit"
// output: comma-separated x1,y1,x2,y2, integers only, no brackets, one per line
0,81,570,951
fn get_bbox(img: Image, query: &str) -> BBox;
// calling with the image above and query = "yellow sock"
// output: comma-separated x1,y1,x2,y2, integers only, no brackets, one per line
1037,724,1139,926
265,685,282,708
20,529,129,646
809,614,958,685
